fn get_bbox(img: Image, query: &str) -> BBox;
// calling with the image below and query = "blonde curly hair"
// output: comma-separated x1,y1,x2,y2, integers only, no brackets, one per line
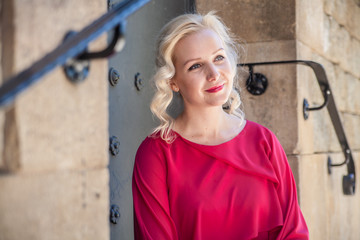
150,12,245,143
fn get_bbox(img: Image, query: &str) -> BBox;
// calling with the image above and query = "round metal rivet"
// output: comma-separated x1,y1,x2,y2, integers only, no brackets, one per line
135,72,144,91
109,136,120,156
109,68,120,86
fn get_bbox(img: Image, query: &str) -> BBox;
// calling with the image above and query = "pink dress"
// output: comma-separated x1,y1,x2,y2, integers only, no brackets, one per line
132,121,309,239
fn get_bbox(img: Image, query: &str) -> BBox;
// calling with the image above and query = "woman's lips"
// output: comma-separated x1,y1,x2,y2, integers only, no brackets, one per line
205,84,224,93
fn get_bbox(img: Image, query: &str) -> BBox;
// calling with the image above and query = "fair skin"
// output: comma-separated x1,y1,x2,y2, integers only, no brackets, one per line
170,29,244,145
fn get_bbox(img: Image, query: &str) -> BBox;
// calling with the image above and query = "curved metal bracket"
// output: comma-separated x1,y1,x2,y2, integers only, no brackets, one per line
78,22,126,60
238,60,356,195
328,150,355,195
303,87,330,120
63,23,126,83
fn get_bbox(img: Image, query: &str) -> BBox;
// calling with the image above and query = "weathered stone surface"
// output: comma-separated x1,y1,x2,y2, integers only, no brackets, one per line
344,71,360,114
326,152,360,240
13,0,105,72
324,0,360,40
243,40,297,62
239,40,298,154
296,0,325,52
299,151,360,240
333,66,349,112
342,113,360,151
345,37,360,78
196,0,296,43
0,0,109,239
298,153,329,240
287,155,300,200
323,15,351,65
0,169,109,240
7,0,108,173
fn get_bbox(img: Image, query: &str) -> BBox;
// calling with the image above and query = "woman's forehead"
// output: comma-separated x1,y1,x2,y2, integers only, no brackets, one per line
173,29,225,62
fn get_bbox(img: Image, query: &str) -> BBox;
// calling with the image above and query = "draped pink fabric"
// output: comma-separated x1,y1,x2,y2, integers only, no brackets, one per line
132,121,309,239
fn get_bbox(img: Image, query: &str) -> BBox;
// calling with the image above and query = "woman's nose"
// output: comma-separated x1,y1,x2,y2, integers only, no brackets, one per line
206,64,220,82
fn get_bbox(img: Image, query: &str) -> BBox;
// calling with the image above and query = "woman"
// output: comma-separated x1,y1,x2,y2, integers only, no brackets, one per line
132,12,309,240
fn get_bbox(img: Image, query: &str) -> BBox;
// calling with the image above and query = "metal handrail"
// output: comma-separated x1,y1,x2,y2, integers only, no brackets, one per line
238,60,356,195
0,0,150,107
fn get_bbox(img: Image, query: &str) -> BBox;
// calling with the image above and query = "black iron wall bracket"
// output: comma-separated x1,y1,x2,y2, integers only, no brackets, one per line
63,23,126,83
303,86,330,120
238,60,356,195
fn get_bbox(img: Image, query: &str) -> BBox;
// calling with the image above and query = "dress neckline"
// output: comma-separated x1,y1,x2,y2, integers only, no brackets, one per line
173,120,248,147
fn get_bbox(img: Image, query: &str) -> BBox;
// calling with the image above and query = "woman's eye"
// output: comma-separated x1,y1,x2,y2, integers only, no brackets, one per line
188,63,201,71
215,55,225,61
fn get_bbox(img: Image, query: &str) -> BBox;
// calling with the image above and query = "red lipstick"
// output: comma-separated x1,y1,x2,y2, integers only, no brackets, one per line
205,84,224,93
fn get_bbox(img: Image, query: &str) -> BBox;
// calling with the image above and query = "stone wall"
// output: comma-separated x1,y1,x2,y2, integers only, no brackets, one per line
296,0,360,239
0,1,109,239
197,0,360,239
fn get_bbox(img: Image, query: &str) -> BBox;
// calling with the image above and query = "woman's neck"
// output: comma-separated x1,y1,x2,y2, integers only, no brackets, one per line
173,106,243,145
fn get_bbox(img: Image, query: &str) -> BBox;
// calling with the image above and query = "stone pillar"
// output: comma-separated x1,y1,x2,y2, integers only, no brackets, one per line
197,0,360,239
0,1,109,239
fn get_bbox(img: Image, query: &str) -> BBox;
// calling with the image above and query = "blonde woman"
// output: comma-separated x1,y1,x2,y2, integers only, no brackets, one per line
132,12,308,240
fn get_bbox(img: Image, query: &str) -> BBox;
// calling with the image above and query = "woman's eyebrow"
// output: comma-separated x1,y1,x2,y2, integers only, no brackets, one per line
182,48,225,66
213,48,225,54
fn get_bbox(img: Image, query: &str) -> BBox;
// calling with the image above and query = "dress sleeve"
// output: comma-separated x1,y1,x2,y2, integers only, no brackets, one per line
269,133,309,240
132,138,178,240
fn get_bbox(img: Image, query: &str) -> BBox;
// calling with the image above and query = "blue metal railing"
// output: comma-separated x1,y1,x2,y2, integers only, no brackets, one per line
0,0,150,107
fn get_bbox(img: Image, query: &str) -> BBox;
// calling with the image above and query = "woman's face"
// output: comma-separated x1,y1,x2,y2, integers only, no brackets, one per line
170,29,235,110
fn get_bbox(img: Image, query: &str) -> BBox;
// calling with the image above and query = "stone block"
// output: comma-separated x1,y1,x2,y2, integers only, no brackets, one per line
296,41,341,154
299,151,360,240
310,53,340,107
17,64,108,173
324,0,347,26
13,0,105,72
345,1,360,40
196,0,296,43
312,109,341,153
0,169,109,240
239,41,298,154
333,66,349,112
287,155,300,199
244,40,297,63
341,113,360,151
345,38,360,78
325,152,360,240
345,72,360,114
323,15,351,65
3,0,109,173
296,0,325,52
298,153,329,240
324,0,360,40
296,55,317,154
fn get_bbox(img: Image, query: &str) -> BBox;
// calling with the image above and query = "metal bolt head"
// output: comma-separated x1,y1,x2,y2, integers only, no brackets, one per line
246,72,268,95
109,68,120,86
303,99,310,120
109,136,120,156
135,72,144,91
110,204,121,224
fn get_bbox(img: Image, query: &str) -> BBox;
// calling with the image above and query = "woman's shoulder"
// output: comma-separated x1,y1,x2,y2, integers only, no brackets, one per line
136,131,173,156
244,120,275,138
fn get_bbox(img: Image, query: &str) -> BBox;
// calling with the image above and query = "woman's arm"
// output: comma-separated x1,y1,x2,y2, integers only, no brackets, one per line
132,138,178,240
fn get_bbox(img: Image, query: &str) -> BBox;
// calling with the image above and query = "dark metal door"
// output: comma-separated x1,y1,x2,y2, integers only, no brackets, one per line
108,0,190,239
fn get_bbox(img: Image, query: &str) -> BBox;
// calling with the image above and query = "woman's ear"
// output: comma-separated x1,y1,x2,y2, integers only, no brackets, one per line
169,80,179,92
